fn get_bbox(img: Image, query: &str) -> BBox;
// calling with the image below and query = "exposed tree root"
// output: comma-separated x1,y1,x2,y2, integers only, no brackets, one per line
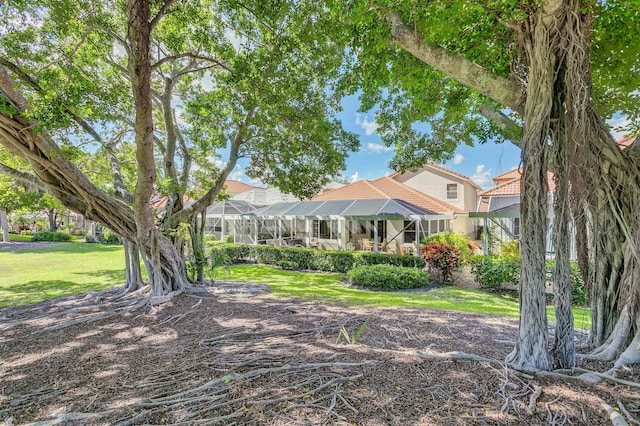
527,383,542,415
32,298,148,334
21,410,113,425
115,362,374,425
611,328,640,373
580,307,632,361
540,368,640,388
598,397,630,426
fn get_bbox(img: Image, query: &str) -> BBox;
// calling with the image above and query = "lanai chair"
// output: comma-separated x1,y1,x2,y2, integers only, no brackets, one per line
360,239,374,252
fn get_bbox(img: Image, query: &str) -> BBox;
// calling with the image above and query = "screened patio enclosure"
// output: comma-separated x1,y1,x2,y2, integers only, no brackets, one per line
205,198,454,254
204,200,258,241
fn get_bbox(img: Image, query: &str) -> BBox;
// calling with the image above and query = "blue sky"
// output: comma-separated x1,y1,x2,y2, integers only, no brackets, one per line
226,96,631,190
335,96,522,189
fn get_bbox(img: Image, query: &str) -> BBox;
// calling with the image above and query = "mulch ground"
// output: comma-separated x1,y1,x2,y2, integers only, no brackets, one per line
0,281,638,425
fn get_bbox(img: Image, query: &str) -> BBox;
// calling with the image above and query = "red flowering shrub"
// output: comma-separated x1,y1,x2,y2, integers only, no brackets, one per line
423,242,462,281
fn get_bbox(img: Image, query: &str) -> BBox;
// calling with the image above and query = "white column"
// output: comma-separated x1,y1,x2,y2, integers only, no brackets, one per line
305,219,310,248
220,212,225,242
0,210,9,242
254,219,258,245
415,220,421,257
373,219,379,253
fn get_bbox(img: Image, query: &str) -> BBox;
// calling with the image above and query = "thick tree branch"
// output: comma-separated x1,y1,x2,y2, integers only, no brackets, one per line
172,109,254,224
176,123,191,189
386,12,524,114
0,162,43,189
479,104,523,146
150,0,180,31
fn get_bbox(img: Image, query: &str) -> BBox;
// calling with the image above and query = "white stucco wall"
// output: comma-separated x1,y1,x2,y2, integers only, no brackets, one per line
452,213,475,237
394,167,479,237
395,167,467,211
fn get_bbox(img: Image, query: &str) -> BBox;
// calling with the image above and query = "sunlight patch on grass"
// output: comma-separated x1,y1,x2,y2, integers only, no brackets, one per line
226,264,591,328
0,243,125,308
228,265,517,317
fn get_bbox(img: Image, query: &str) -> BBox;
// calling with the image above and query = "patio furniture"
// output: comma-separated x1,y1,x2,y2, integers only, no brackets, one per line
309,237,319,248
360,239,374,252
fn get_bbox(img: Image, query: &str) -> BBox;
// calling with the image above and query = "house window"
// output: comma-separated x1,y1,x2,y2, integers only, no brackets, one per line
446,183,458,200
513,218,520,237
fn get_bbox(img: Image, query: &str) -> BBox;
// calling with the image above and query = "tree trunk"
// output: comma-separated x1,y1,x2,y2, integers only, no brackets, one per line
505,2,562,372
0,0,190,299
126,0,189,297
550,141,576,368
189,212,207,283
47,208,57,232
0,210,9,242
123,239,143,292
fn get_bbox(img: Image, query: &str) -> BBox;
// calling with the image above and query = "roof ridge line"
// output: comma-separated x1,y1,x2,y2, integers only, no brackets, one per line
478,176,520,196
363,179,389,197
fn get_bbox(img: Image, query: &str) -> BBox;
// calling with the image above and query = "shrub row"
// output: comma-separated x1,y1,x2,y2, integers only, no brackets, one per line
469,255,587,305
208,243,426,273
469,255,520,290
31,231,72,242
347,265,430,290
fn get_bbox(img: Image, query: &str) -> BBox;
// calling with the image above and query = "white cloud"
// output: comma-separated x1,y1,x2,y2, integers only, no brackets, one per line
472,164,493,188
355,114,380,136
366,142,392,154
350,172,359,183
452,153,465,165
227,165,244,181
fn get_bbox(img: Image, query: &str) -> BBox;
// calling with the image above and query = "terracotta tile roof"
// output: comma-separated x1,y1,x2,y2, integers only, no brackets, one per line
311,176,463,213
618,135,638,149
426,163,474,182
480,171,556,197
478,178,521,197
224,180,260,194
492,168,522,184
151,195,195,212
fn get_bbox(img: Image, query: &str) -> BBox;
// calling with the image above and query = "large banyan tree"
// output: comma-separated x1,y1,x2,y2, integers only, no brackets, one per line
0,0,357,300
333,0,639,371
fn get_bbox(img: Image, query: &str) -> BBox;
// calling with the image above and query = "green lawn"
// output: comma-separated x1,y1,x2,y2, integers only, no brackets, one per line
225,264,592,329
0,242,125,308
0,246,591,330
8,234,33,242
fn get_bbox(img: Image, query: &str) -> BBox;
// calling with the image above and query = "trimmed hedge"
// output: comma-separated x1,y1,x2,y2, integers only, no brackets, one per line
208,243,426,273
469,255,520,289
347,265,430,290
470,255,587,306
31,231,72,242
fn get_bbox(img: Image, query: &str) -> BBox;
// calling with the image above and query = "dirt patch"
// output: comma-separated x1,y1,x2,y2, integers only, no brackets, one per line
0,284,637,425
